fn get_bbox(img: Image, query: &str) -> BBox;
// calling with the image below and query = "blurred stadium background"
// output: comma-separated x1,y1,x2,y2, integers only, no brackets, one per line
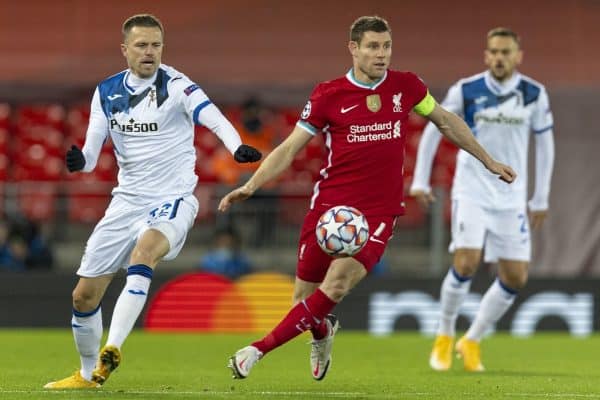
0,0,599,337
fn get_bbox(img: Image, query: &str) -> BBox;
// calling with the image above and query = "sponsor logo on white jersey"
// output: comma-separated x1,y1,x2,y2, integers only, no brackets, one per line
110,118,159,135
107,94,123,101
347,121,401,143
474,112,525,125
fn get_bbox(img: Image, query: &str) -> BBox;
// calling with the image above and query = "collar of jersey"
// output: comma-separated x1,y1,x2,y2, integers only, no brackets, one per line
123,69,158,95
345,68,387,90
484,70,521,96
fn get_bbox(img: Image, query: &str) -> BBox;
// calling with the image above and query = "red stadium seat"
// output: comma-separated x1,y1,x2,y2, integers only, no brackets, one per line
16,184,58,221
11,145,63,181
279,107,301,132
65,104,91,147
194,125,220,155
0,153,9,182
0,103,10,128
0,127,9,155
14,104,65,132
194,145,219,183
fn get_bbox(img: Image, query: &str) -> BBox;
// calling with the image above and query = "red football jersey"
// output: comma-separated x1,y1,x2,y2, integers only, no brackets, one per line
298,69,429,216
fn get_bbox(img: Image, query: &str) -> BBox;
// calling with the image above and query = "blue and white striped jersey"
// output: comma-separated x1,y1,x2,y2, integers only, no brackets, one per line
82,64,241,203
412,70,554,209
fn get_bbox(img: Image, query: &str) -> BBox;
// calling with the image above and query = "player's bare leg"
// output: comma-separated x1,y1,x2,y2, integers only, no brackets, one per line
292,277,320,305
431,249,480,371
92,229,169,385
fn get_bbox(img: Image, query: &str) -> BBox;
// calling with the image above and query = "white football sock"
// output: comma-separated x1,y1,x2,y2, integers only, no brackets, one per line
437,267,472,337
106,265,152,349
466,279,516,342
72,305,102,381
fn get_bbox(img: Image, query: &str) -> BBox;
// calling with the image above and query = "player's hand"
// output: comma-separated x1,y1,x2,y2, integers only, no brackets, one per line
234,144,262,163
218,184,255,212
529,209,548,230
66,145,85,172
409,189,436,209
486,160,516,183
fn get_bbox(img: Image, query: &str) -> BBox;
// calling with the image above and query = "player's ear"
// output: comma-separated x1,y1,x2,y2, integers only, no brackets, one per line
483,49,491,68
348,41,358,56
120,43,127,58
516,49,524,65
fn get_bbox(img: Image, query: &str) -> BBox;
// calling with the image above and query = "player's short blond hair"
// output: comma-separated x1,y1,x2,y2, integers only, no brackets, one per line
122,14,164,41
487,27,520,48
350,16,391,44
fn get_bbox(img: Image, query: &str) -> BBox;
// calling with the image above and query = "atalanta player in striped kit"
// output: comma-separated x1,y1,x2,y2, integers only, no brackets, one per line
218,16,515,380
411,27,555,372
44,14,261,389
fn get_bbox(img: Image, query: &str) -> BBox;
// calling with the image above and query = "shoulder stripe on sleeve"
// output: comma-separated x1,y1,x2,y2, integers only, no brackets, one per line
533,125,553,134
192,100,212,125
296,120,318,135
414,91,436,116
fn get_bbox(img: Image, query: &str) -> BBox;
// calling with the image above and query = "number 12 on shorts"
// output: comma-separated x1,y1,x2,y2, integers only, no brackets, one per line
147,198,183,223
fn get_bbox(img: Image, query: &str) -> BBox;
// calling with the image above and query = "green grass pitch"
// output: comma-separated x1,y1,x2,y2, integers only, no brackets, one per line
1,329,599,399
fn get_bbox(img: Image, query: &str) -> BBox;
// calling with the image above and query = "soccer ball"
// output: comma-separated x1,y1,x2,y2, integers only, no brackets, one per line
315,205,369,257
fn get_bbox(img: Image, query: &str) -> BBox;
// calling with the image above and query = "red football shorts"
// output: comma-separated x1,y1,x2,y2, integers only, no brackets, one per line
296,208,398,283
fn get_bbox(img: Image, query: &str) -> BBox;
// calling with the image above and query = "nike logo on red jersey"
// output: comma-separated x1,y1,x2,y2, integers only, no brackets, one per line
340,105,359,114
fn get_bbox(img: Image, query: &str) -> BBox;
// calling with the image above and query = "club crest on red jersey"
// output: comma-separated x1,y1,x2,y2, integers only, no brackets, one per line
393,93,403,112
366,94,381,112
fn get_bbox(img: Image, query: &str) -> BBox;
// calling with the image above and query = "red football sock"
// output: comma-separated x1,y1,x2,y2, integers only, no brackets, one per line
311,319,329,340
252,289,337,355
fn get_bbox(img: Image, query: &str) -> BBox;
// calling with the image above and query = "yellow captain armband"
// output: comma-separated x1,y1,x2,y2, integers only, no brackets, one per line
413,91,436,116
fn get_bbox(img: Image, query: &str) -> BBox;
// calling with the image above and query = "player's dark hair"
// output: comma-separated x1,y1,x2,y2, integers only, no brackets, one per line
350,16,391,44
487,27,520,48
122,14,164,41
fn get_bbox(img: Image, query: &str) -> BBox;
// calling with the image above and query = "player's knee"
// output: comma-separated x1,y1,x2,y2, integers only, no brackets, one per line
130,246,161,267
292,291,306,306
453,262,478,277
320,279,350,302
503,272,528,290
72,288,99,312
453,252,481,276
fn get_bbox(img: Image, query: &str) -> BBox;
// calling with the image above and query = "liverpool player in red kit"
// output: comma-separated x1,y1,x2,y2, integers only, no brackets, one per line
218,16,516,380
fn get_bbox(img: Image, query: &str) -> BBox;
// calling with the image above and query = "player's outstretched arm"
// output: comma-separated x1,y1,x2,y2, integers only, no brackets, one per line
426,104,516,184
218,126,313,212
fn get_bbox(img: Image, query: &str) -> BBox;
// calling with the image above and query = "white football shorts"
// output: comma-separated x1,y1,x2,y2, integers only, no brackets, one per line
77,193,199,277
449,198,531,263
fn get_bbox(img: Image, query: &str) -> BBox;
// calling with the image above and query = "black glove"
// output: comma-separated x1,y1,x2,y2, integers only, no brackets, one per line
234,144,262,163
66,145,86,172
